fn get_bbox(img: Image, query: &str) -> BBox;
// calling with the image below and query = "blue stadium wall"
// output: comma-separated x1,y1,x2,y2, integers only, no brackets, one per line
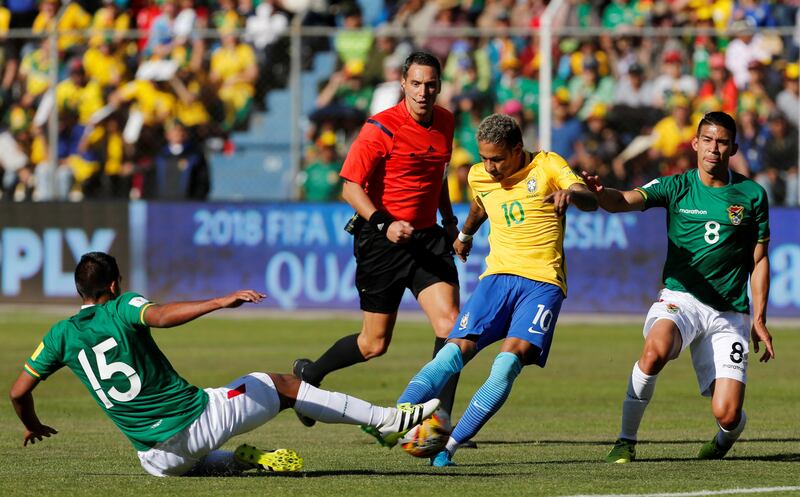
1,202,799,317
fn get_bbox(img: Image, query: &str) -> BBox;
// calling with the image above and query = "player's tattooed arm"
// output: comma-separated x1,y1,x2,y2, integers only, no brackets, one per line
10,372,58,447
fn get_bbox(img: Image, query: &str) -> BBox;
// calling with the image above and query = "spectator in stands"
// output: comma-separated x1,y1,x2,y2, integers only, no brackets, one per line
363,23,412,87
725,20,771,89
446,146,473,204
34,0,90,57
90,0,131,47
776,63,800,128
144,0,177,59
649,93,697,172
650,49,697,109
613,61,653,108
212,0,241,31
601,0,642,29
550,87,582,163
574,103,621,185
83,37,127,89
209,26,258,134
369,55,402,117
761,110,798,206
17,37,52,105
334,4,373,70
311,60,373,136
242,0,290,108
153,120,209,200
698,53,738,115
300,130,342,202
567,55,615,121
494,55,539,121
735,108,769,177
422,2,457,63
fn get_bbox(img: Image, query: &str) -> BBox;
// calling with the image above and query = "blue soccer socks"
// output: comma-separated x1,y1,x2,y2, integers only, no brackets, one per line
398,343,464,405
450,352,522,444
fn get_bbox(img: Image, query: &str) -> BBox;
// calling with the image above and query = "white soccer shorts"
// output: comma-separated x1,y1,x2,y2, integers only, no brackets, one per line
643,288,750,397
137,372,281,477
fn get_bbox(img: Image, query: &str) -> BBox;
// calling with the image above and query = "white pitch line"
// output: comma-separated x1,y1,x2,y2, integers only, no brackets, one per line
560,486,800,497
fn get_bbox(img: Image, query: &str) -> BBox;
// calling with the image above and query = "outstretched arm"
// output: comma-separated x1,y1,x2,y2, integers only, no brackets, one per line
143,290,266,328
453,198,488,262
10,372,58,446
543,182,600,216
750,242,774,362
580,171,646,213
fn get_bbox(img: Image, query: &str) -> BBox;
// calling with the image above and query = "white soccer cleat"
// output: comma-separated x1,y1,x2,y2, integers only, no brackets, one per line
377,398,440,448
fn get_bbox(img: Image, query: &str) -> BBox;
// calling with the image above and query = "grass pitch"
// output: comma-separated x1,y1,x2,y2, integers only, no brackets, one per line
0,311,797,497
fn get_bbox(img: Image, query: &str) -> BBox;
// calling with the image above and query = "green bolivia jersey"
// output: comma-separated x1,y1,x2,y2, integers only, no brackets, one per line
636,170,770,313
24,292,208,451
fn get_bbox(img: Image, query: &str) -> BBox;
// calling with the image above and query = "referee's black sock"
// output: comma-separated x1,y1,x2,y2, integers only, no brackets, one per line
433,336,460,417
305,334,366,386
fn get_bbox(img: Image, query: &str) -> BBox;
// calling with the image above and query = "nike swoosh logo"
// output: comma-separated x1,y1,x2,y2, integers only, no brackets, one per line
528,328,546,335
479,191,491,197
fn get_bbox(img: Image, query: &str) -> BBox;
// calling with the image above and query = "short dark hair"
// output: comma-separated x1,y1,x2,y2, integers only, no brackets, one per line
698,111,737,143
402,51,441,80
75,252,120,300
476,113,523,150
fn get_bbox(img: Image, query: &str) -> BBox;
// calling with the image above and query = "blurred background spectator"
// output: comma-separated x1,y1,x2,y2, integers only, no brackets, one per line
0,0,798,206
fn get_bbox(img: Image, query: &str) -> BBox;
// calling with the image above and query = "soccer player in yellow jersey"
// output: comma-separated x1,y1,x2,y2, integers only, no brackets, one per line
389,114,598,466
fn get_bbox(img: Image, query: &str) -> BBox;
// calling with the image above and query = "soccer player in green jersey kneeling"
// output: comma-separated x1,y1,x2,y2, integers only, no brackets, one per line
10,252,438,477
582,111,775,463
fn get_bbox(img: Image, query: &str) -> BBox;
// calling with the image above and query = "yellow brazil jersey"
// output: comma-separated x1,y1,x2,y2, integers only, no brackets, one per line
468,150,584,295
0,7,10,34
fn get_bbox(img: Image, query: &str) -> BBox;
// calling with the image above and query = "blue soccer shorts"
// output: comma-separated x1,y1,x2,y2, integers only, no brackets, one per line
449,274,564,367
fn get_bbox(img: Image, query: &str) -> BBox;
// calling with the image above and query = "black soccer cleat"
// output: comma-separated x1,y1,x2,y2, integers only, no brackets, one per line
292,358,318,427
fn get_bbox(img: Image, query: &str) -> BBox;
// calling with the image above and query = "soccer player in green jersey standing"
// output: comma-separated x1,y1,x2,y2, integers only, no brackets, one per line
9,252,438,477
582,111,775,463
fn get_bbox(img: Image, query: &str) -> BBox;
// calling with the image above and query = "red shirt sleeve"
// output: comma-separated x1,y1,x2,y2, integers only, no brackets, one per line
340,122,393,186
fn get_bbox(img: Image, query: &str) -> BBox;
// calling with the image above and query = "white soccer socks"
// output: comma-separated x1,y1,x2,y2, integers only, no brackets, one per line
619,361,658,441
716,410,746,451
294,381,390,427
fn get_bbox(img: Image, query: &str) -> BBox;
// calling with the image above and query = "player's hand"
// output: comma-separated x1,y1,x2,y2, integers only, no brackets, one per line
751,320,775,363
386,220,414,244
453,238,472,262
23,424,58,446
543,189,572,217
218,290,266,308
580,171,605,194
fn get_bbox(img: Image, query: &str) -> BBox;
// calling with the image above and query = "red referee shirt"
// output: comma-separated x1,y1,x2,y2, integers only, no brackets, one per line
340,101,454,229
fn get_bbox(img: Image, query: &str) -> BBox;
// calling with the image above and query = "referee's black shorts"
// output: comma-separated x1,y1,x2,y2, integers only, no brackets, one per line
354,223,459,314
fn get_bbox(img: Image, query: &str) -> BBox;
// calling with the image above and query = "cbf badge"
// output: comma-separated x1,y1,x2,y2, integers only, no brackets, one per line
527,179,537,193
727,205,744,225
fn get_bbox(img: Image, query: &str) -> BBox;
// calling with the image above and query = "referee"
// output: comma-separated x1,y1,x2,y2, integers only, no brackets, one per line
294,52,462,426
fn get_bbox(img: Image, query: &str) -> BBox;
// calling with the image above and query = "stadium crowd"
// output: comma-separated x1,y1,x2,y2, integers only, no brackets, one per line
0,0,798,205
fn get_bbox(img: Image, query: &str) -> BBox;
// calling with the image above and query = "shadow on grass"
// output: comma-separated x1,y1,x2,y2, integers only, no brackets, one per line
475,438,800,446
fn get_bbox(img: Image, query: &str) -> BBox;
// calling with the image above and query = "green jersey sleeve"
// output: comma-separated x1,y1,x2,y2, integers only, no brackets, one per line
25,330,65,381
113,292,155,330
634,175,677,209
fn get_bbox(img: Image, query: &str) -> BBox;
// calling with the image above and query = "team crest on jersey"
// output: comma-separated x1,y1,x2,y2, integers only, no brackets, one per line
459,312,470,331
727,205,745,225
665,303,680,314
527,179,537,193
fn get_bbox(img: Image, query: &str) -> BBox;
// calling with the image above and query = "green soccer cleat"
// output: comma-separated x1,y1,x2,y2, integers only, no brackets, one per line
362,399,441,449
606,438,636,464
697,437,729,460
234,444,303,472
